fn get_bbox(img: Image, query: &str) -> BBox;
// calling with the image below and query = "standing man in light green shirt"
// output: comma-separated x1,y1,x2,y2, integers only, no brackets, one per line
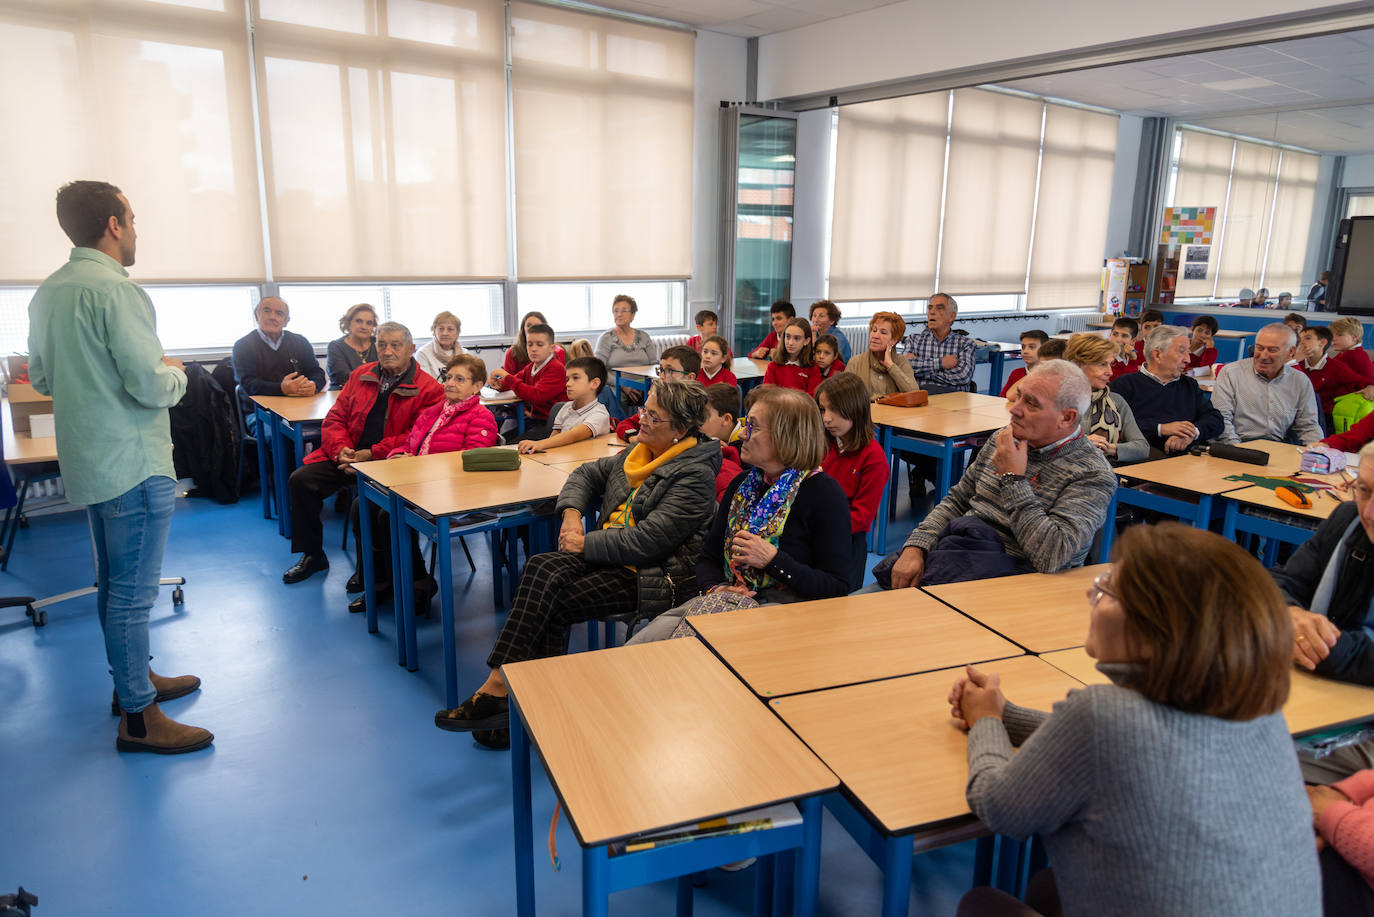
28,181,212,755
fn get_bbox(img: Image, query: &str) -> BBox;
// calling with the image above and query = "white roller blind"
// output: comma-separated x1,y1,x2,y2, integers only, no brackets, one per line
827,92,949,301
938,89,1044,294
1213,140,1280,299
1026,104,1119,310
1264,150,1320,297
510,2,693,281
1172,130,1235,298
0,0,264,283
253,0,508,281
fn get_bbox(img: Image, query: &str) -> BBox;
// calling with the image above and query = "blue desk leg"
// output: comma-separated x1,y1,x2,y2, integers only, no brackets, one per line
583,843,610,917
511,702,536,917
774,850,795,917
1098,485,1120,563
935,440,955,499
435,516,455,692
1221,499,1238,540
614,370,623,404
253,407,273,519
359,485,378,635
879,832,914,917
987,351,1006,396
795,794,823,917
271,417,290,537
516,403,526,438
1194,494,1213,529
753,854,775,917
676,874,694,916
396,506,416,669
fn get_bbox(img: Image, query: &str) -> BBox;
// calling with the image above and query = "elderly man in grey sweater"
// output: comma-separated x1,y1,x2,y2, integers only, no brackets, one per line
888,360,1117,588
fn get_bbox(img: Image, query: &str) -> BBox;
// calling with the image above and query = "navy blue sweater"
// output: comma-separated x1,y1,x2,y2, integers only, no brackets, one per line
1110,371,1222,452
231,329,326,397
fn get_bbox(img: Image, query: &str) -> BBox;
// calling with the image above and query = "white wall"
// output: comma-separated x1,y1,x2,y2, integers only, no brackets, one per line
756,0,1352,102
1343,154,1374,187
689,30,749,319
1103,115,1144,258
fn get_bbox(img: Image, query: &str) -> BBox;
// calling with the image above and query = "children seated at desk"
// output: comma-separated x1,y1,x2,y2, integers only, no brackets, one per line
1331,317,1374,387
1003,339,1064,404
748,300,794,360
702,383,743,502
686,309,717,353
614,347,699,442
1187,314,1218,372
488,322,566,440
762,317,821,394
1298,326,1367,425
1132,309,1164,361
809,299,850,362
951,524,1318,917
998,329,1048,397
517,357,611,453
1109,316,1141,379
817,373,887,591
504,310,567,376
813,334,845,383
698,335,738,387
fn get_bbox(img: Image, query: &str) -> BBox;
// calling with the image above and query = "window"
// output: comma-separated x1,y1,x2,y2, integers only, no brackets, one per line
276,282,504,344
1346,193,1374,218
1166,128,1321,301
837,294,1022,322
147,286,262,351
515,281,686,336
0,287,38,358
828,88,1117,311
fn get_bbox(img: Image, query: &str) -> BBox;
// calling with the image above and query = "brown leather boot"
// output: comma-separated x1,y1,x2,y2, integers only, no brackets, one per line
110,669,202,715
117,703,213,754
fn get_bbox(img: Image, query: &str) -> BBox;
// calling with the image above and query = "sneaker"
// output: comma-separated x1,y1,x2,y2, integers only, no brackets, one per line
434,692,509,732
283,553,329,584
473,728,510,750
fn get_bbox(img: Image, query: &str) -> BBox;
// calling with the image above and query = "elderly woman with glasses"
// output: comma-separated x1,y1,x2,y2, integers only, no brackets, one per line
1063,332,1150,464
434,379,721,746
628,386,853,642
949,523,1318,917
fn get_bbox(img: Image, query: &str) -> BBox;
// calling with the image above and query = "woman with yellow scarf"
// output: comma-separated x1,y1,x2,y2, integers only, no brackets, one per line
435,379,720,747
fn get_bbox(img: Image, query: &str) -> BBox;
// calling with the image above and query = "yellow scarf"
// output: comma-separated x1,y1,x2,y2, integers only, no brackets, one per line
603,436,696,530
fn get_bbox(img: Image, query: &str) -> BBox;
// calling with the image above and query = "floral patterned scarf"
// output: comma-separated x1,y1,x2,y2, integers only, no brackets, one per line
723,467,813,592
417,392,480,455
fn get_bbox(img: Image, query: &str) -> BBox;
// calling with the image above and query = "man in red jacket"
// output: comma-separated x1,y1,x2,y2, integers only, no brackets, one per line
283,322,443,584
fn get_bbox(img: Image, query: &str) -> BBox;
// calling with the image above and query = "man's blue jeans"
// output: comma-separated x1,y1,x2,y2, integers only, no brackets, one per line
88,476,175,713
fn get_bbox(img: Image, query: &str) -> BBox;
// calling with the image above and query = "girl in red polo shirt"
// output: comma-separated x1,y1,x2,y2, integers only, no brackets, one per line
818,373,888,591
763,318,820,395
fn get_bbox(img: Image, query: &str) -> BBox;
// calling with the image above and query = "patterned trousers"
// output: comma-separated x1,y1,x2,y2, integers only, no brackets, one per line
486,551,638,668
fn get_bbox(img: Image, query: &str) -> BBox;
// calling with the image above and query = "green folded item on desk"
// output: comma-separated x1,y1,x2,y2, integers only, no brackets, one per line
462,448,521,471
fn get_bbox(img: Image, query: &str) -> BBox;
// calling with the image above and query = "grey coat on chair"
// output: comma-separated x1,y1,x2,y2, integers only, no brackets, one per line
555,436,721,616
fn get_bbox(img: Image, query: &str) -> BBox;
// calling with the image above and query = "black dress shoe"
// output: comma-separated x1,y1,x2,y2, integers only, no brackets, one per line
283,553,329,584
348,584,392,613
345,571,364,593
435,692,509,732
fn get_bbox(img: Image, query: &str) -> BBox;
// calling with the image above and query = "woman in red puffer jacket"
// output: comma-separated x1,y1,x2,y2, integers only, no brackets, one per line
395,354,499,456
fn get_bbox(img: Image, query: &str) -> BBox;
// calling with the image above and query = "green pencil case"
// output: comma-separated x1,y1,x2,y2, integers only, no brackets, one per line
461,447,521,471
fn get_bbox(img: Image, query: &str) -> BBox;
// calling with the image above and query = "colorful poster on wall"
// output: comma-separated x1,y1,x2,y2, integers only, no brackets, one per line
1157,206,1218,302
1159,206,1217,250
1103,258,1128,315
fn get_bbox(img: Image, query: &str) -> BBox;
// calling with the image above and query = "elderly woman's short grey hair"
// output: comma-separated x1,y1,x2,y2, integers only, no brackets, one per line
375,320,413,349
649,379,708,434
1145,324,1188,362
1027,359,1090,419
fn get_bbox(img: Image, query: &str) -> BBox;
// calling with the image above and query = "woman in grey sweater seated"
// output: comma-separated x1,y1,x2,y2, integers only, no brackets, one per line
1063,333,1149,464
950,523,1319,917
432,379,719,748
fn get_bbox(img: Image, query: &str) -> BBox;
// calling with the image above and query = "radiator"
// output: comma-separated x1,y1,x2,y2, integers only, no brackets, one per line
651,333,691,350
1056,316,1092,333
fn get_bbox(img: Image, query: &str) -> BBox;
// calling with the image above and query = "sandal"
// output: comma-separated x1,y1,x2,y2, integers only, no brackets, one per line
434,692,509,732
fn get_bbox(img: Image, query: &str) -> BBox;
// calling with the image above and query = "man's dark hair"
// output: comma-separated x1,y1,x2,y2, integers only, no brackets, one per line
660,344,701,375
526,322,555,343
1190,315,1218,334
565,356,607,393
1019,329,1050,344
1307,325,1333,349
1285,312,1308,328
705,382,740,423
694,309,718,326
769,300,796,319
1037,339,1066,360
1140,309,1165,324
56,180,125,248
1113,317,1139,336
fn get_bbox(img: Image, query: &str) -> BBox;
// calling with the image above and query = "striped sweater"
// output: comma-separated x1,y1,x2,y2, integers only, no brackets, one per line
903,429,1116,572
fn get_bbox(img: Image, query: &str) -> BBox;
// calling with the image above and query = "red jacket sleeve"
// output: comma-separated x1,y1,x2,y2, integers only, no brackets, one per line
1338,348,1374,386
615,414,640,441
508,357,567,419
999,367,1026,398
463,406,500,449
847,441,890,533
763,362,779,386
1324,407,1374,452
502,349,521,375
372,374,445,458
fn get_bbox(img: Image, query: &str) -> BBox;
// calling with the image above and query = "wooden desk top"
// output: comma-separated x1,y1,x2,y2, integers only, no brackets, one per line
1086,321,1114,329
1225,482,1348,522
503,639,837,847
1116,439,1303,494
923,565,1107,653
391,461,569,517
689,589,1023,698
480,389,518,405
874,407,1006,439
250,390,339,423
1041,647,1374,737
1214,329,1257,339
2,398,57,464
354,452,472,489
732,357,768,379
927,392,1009,412
520,436,625,467
770,655,1081,835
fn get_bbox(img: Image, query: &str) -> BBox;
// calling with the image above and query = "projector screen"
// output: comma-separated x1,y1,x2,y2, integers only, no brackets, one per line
1337,217,1374,314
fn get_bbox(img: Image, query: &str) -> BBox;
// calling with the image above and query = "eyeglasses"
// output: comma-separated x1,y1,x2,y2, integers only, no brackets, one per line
1088,570,1117,606
742,416,768,439
637,407,667,426
655,365,693,378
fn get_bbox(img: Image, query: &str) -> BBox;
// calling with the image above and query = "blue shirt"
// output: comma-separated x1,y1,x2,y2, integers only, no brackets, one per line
906,329,976,388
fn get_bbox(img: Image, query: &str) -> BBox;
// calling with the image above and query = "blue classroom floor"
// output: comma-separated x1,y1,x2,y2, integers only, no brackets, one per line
0,483,977,916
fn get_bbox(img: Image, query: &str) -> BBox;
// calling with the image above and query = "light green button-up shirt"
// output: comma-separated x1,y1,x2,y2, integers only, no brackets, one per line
26,248,186,506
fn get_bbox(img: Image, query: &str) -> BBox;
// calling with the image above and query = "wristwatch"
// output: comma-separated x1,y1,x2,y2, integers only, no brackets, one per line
999,472,1025,484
